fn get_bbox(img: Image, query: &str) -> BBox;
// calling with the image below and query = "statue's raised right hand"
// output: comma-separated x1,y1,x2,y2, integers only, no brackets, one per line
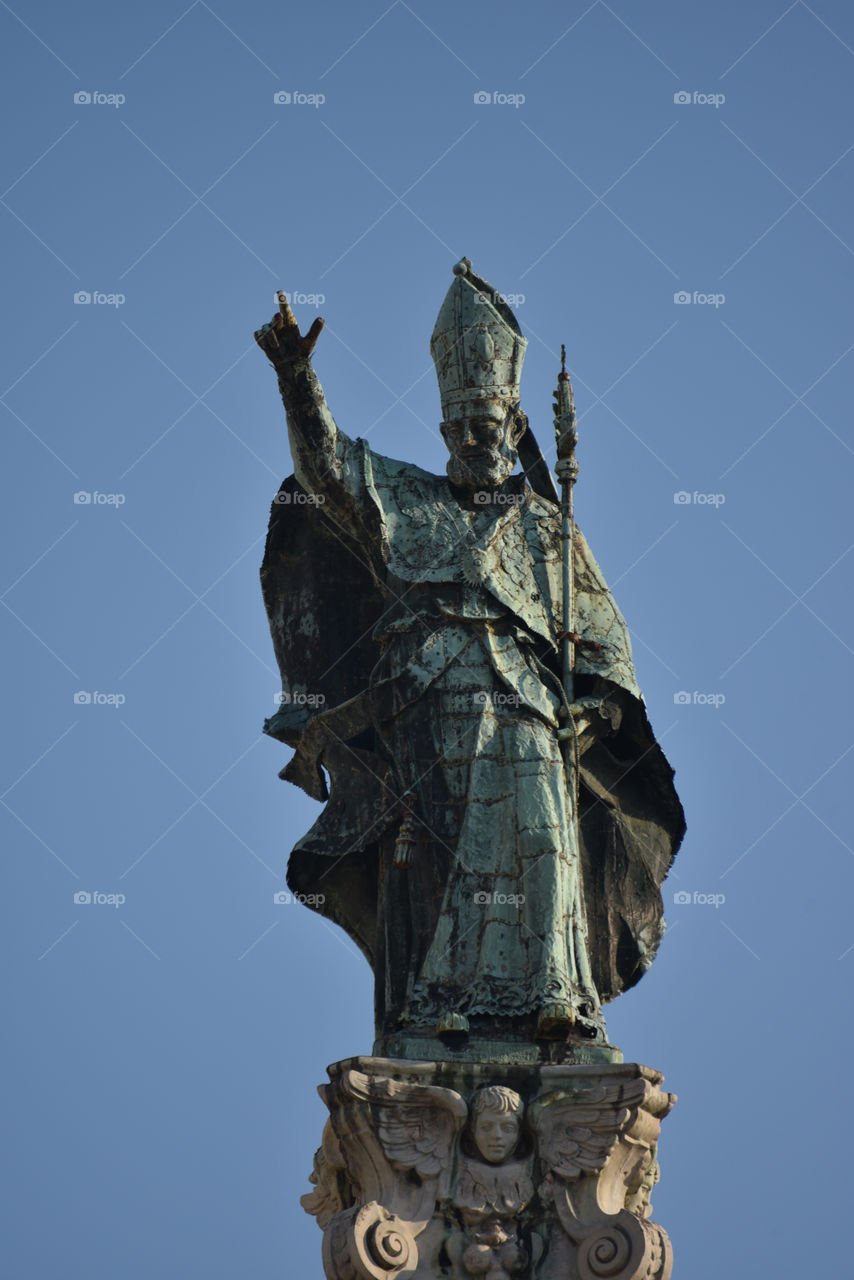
254,292,324,371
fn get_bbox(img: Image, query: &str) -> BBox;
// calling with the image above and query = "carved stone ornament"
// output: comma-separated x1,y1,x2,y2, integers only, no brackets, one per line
302,1057,675,1280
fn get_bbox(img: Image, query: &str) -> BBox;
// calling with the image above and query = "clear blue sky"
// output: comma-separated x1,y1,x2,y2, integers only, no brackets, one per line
2,2,853,1275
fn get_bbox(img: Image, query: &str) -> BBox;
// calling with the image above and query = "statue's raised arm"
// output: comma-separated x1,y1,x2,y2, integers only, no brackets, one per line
254,292,350,501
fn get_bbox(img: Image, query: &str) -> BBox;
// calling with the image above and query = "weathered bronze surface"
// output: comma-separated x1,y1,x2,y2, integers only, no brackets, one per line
255,261,684,1065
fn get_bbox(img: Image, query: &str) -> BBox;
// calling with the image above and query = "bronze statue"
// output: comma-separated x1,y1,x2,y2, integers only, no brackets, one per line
255,260,684,1064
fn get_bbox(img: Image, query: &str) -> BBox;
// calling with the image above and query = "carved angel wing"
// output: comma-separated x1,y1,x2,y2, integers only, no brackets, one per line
530,1078,652,1181
344,1070,468,1180
378,1102,459,1177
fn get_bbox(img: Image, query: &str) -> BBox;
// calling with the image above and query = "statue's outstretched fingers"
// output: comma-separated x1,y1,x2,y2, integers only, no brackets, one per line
302,316,325,357
277,291,299,330
254,323,279,357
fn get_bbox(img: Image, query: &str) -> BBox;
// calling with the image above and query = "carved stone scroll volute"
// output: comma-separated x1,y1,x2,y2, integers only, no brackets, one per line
322,1203,420,1280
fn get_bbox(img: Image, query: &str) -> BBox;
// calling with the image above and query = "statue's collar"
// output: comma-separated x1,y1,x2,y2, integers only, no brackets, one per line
442,471,530,513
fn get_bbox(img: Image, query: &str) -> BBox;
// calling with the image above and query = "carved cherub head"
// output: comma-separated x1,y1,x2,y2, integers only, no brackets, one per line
469,1086,524,1164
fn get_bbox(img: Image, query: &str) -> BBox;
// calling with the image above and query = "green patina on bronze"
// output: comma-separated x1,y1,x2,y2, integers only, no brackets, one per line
255,261,685,1065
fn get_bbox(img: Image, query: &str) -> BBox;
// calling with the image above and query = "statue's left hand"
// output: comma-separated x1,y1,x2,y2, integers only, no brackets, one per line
560,696,622,754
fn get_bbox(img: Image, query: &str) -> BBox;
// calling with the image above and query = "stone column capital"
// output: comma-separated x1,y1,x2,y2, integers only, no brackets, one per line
302,1057,675,1280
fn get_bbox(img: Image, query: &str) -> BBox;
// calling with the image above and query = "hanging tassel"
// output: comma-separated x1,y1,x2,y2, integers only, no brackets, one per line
393,795,418,869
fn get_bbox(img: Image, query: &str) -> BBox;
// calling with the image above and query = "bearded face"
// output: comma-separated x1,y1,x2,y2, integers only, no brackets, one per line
440,400,528,493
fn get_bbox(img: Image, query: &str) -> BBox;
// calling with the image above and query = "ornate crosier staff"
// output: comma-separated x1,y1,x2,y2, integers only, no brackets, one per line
554,344,579,715
534,346,587,1041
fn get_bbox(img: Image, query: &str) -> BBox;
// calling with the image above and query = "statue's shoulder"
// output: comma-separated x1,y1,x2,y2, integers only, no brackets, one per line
527,486,559,513
360,445,446,499
526,488,559,528
522,491,597,575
